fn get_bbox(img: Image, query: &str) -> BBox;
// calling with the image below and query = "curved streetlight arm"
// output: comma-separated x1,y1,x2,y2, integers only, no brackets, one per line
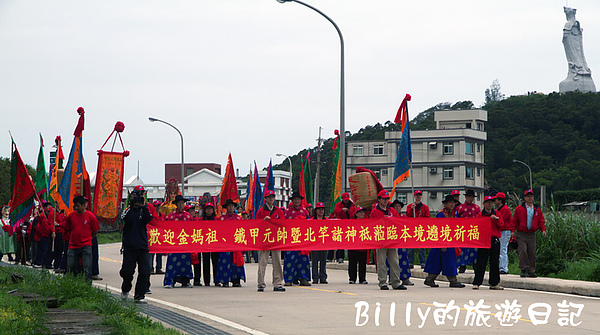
276,153,293,192
512,159,532,191
149,117,185,197
277,0,346,193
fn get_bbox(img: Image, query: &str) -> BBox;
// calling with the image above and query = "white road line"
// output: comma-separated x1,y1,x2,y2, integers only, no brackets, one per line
95,283,270,335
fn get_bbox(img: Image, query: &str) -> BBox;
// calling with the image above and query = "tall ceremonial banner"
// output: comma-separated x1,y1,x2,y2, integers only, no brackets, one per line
390,94,412,199
304,151,313,205
36,134,49,201
93,122,129,223
298,157,307,208
245,167,254,215
9,138,37,229
147,216,493,253
264,160,274,193
330,130,342,212
54,107,92,214
48,136,64,205
217,153,239,215
252,162,263,217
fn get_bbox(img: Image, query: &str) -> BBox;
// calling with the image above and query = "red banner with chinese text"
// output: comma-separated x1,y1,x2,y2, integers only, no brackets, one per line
147,217,491,253
93,151,125,223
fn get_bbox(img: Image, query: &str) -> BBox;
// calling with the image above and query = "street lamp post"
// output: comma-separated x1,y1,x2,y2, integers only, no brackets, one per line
513,159,533,191
276,153,293,192
149,117,185,197
276,0,346,192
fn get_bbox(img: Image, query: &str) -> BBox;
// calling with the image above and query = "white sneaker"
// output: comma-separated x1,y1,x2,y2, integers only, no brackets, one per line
120,291,129,301
472,285,479,290
164,284,174,289
134,298,147,304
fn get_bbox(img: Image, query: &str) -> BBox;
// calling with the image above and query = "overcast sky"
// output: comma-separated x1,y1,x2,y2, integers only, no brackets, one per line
1,0,599,184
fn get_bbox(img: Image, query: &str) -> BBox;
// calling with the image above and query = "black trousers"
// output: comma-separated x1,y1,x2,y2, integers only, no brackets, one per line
193,253,201,284
473,237,500,286
92,236,99,276
120,249,150,300
311,251,327,282
44,233,63,269
347,250,367,282
202,252,219,285
16,238,29,265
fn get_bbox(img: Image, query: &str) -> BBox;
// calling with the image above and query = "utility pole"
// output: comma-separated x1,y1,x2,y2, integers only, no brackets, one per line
313,127,322,207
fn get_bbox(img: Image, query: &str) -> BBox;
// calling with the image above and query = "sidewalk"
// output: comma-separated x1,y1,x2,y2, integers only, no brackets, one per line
328,261,600,297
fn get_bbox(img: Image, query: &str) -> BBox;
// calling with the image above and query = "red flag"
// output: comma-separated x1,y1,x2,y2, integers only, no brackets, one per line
394,94,412,126
217,153,239,216
9,139,37,229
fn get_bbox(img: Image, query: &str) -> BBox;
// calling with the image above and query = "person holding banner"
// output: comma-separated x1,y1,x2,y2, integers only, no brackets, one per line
216,199,246,287
149,200,165,275
255,190,286,292
283,192,311,287
347,206,368,285
33,203,54,268
406,190,430,269
424,194,465,288
201,202,220,286
370,190,406,291
332,192,355,263
472,196,504,290
15,216,31,265
163,195,194,288
311,202,329,284
455,190,480,273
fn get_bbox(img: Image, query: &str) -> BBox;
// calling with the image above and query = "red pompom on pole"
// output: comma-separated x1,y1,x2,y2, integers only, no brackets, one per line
114,121,125,133
77,107,85,115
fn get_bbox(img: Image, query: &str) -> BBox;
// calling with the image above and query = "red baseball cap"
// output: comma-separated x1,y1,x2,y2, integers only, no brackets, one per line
152,200,162,206
414,190,422,195
264,190,275,197
378,190,390,198
315,202,325,209
495,192,506,200
341,192,350,200
184,205,193,211
134,185,145,191
483,196,494,203
524,189,534,196
204,202,214,208
451,190,460,195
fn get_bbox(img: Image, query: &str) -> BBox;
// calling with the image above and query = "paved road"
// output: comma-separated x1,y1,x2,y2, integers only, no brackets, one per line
98,243,600,334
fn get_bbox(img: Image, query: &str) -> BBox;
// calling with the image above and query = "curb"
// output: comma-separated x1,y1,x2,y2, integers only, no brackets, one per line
327,262,600,297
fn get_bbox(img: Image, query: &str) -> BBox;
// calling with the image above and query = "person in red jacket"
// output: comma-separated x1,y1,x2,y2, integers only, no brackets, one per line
406,190,430,269
283,192,311,287
370,190,406,291
494,192,513,274
64,195,99,281
255,190,286,292
510,189,546,278
473,196,504,290
331,192,355,263
33,203,55,268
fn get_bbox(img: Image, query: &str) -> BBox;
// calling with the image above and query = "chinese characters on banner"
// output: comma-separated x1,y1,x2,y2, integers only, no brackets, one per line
147,217,492,253
93,151,125,223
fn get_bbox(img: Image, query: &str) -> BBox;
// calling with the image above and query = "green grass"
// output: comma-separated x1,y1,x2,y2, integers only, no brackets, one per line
96,231,122,245
0,266,182,335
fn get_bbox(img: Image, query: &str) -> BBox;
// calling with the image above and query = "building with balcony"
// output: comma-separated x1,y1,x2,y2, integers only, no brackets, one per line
346,109,487,212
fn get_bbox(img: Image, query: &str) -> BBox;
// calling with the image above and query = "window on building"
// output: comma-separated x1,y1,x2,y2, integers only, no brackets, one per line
373,144,384,155
477,122,484,131
429,191,437,199
443,167,454,179
381,168,388,177
465,123,471,129
477,167,481,176
374,170,380,179
466,166,474,179
396,193,407,204
353,145,363,156
443,142,454,155
477,143,481,152
466,142,474,155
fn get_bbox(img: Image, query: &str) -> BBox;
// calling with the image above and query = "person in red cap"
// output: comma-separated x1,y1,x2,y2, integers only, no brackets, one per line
406,190,430,269
423,194,465,288
149,199,164,275
63,195,99,281
163,195,194,288
510,190,546,278
348,207,368,285
216,199,246,287
201,202,220,286
255,190,286,292
331,192,356,263
473,196,505,290
494,192,513,274
370,190,406,290
283,192,311,287
451,190,461,207
311,202,329,284
455,189,480,273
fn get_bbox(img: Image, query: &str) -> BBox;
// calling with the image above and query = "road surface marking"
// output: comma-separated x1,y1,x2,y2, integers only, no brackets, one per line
296,286,358,296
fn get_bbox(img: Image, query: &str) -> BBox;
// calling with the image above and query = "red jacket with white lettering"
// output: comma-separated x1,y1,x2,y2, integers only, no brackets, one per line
333,200,356,220
369,204,400,219
496,204,512,232
476,209,504,238
510,203,546,233
255,205,285,220
405,202,430,218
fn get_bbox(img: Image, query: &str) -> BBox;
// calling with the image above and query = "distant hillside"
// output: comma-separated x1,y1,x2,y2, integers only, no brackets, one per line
273,91,600,206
